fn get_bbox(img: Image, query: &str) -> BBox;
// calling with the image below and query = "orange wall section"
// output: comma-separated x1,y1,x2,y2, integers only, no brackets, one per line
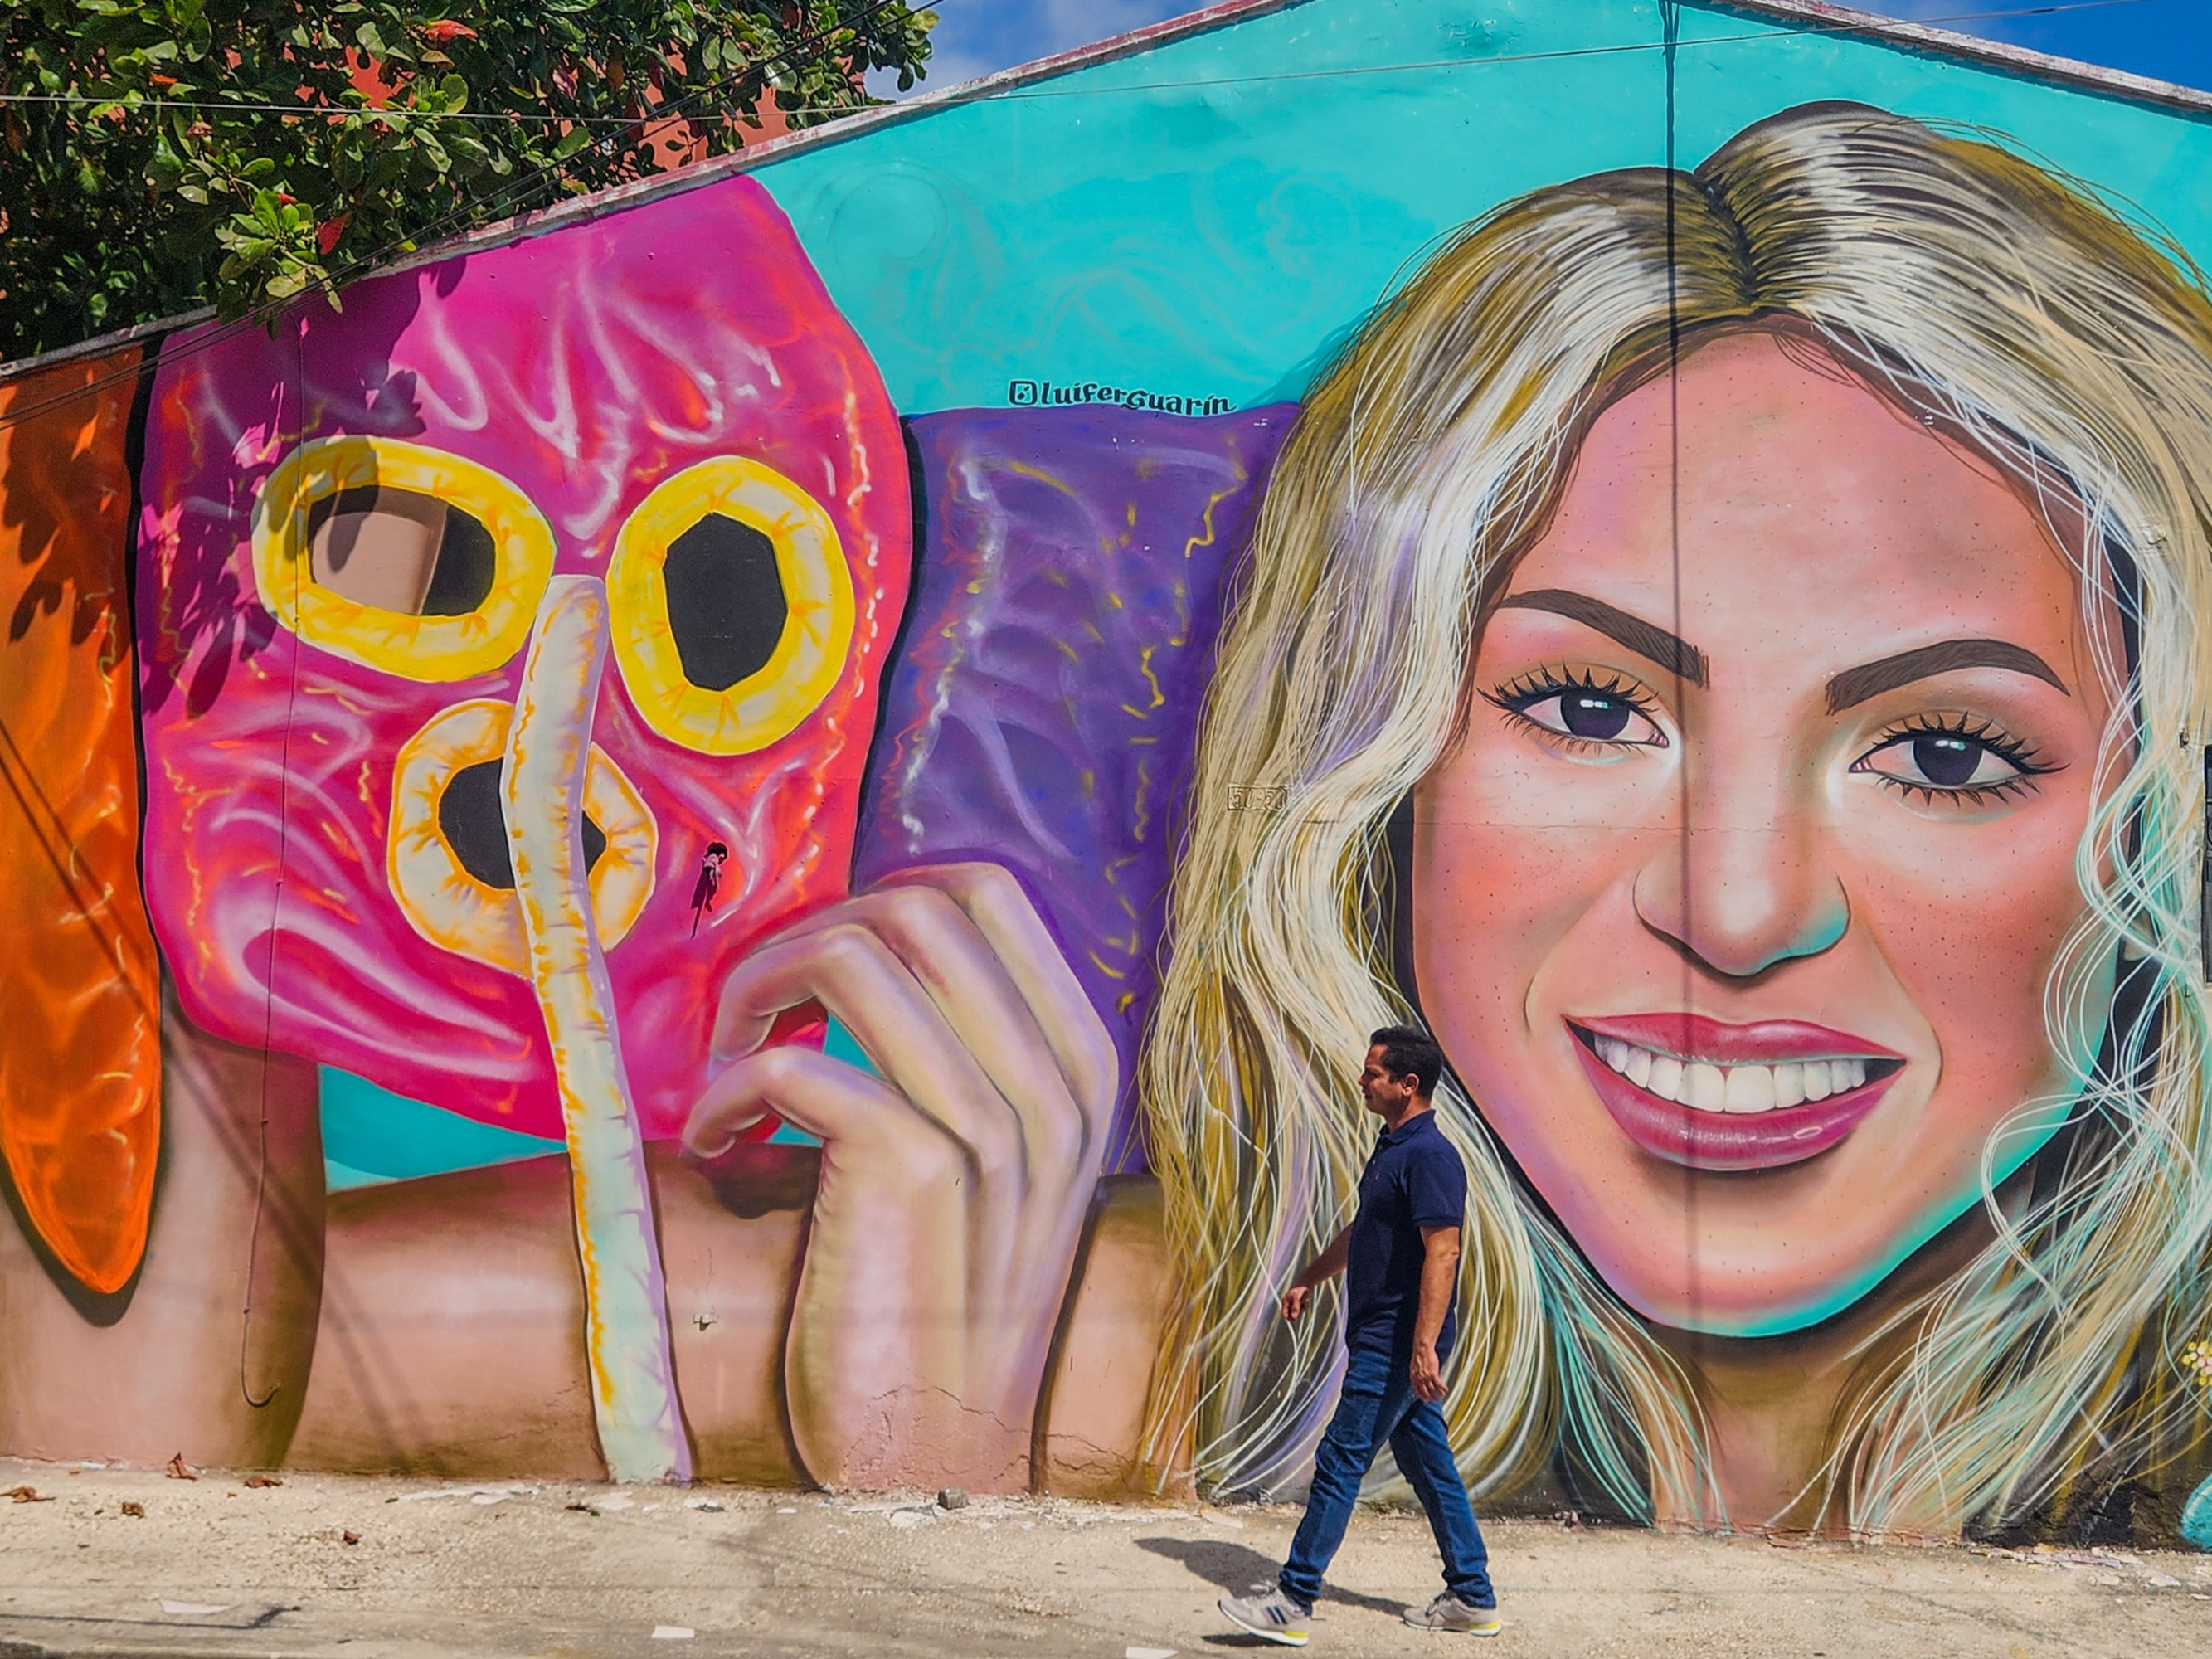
0,347,163,1296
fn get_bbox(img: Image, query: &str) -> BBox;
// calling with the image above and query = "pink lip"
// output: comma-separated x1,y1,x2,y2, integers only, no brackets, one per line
1566,1015,1903,1173
1573,1012,1903,1066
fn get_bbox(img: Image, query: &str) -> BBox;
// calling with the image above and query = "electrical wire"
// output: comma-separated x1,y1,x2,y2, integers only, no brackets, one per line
0,0,2184,123
0,0,922,431
0,0,2200,430
0,94,719,125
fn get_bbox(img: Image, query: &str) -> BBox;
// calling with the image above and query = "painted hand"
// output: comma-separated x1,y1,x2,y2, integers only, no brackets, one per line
683,863,1116,1490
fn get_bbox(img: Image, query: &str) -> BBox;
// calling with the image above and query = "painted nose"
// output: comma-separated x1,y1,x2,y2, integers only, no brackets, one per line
501,572,688,1486
1631,767,1848,980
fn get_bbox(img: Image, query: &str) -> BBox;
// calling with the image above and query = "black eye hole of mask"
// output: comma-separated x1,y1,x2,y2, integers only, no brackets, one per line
437,760,606,891
661,513,789,691
304,485,498,617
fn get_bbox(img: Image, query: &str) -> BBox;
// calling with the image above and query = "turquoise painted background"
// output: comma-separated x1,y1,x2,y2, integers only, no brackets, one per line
325,0,2212,1185
752,0,2212,415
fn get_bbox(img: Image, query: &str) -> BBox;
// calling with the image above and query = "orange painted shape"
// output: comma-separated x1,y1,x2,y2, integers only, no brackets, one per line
0,347,163,1295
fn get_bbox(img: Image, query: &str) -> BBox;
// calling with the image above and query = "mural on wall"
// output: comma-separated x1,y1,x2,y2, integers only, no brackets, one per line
3,0,2212,1547
0,348,162,1299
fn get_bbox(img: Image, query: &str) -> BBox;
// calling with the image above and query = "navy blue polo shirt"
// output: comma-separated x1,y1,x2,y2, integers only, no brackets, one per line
1343,1108,1467,1355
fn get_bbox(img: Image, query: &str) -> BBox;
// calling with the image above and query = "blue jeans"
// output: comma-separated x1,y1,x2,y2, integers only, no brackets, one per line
1278,1340,1494,1613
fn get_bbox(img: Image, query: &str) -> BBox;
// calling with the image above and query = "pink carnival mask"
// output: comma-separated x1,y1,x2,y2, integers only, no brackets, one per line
136,177,909,1145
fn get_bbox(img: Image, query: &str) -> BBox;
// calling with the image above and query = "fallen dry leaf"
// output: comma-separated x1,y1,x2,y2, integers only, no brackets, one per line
243,1474,282,1489
119,1501,145,1518
6,1486,52,1503
165,1454,196,1481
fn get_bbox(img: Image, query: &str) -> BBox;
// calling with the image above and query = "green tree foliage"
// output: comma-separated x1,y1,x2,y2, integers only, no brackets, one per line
1,1,934,358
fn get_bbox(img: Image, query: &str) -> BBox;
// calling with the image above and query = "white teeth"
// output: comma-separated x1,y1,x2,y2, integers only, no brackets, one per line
1587,1034,1883,1116
1722,1064,1776,1114
1685,1063,1725,1112
1774,1063,1805,1109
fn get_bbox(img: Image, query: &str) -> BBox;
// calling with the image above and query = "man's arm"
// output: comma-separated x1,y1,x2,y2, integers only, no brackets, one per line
1279,1227,1352,1320
1409,1224,1461,1402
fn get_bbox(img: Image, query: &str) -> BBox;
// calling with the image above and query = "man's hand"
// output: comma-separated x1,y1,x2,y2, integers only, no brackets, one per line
1410,1342,1446,1403
1411,1223,1461,1404
1278,1228,1350,1321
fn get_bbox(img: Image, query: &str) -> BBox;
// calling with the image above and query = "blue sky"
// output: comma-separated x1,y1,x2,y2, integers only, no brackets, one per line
887,0,2212,95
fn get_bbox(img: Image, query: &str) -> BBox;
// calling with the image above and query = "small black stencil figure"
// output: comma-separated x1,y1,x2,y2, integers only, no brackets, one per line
690,842,729,937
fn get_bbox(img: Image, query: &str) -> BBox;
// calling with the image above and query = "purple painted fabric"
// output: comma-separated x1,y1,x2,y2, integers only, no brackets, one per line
856,406,1295,1170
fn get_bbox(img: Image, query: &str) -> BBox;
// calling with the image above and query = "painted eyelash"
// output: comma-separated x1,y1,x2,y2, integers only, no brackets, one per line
1480,665,1667,752
1855,711,2059,808
1483,664,1661,716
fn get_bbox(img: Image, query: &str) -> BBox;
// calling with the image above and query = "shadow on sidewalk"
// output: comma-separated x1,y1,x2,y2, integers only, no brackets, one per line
1134,1535,1407,1617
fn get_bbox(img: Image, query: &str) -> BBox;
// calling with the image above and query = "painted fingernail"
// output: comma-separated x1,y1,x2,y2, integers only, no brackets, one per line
682,1114,765,1160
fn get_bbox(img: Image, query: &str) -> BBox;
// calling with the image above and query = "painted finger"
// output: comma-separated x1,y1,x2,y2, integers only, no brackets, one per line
707,922,1026,1185
738,885,1088,1184
685,1041,941,1165
876,863,1119,1138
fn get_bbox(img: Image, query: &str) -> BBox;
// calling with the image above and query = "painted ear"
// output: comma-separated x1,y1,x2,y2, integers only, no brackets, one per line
0,347,163,1296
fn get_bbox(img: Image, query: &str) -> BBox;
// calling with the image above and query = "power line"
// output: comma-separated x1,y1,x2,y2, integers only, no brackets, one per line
0,0,2197,426
897,0,2180,104
0,0,922,433
0,0,2181,126
0,94,698,126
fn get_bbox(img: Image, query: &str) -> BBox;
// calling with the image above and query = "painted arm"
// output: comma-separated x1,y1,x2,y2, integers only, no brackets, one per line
1410,1224,1461,1403
683,861,1116,1491
293,860,1129,1493
1280,1227,1352,1321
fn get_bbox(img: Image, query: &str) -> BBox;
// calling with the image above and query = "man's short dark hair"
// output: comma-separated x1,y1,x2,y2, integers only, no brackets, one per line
1369,1024,1445,1096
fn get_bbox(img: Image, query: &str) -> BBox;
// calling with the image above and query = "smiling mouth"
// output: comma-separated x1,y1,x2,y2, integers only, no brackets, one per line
1565,1015,1905,1172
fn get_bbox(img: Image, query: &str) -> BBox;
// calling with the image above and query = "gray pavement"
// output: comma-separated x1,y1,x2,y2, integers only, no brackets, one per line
1,1458,2208,1657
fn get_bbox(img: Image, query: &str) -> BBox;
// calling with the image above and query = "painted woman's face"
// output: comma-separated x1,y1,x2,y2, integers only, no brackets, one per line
1415,332,2116,1336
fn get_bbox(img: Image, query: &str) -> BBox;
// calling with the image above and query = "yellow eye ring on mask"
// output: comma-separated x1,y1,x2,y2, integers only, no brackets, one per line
606,456,855,755
252,435,556,683
389,699,657,974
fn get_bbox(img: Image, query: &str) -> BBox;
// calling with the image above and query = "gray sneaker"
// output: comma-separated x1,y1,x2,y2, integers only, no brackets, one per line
1218,1586,1313,1647
1403,1590,1503,1635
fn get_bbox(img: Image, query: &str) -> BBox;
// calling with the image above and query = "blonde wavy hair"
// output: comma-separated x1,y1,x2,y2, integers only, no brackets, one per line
1140,102,2212,1535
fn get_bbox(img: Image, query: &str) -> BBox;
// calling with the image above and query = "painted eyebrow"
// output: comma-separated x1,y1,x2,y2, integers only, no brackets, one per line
1825,639,2070,713
1495,590,1709,688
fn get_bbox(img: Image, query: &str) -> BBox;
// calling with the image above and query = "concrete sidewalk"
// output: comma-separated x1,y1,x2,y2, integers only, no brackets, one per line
1,1458,2207,1657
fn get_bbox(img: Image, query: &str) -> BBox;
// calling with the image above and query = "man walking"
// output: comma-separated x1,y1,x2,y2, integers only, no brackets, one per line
1218,1026,1500,1645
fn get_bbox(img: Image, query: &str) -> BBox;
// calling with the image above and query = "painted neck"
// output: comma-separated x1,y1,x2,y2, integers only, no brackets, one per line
1647,1190,2005,1535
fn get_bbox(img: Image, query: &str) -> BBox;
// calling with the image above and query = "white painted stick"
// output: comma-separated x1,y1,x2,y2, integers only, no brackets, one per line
504,573,688,1483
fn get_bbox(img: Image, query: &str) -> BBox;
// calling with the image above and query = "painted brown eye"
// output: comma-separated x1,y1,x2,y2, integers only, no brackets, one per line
661,513,788,691
252,435,554,682
305,486,498,617
608,456,855,755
